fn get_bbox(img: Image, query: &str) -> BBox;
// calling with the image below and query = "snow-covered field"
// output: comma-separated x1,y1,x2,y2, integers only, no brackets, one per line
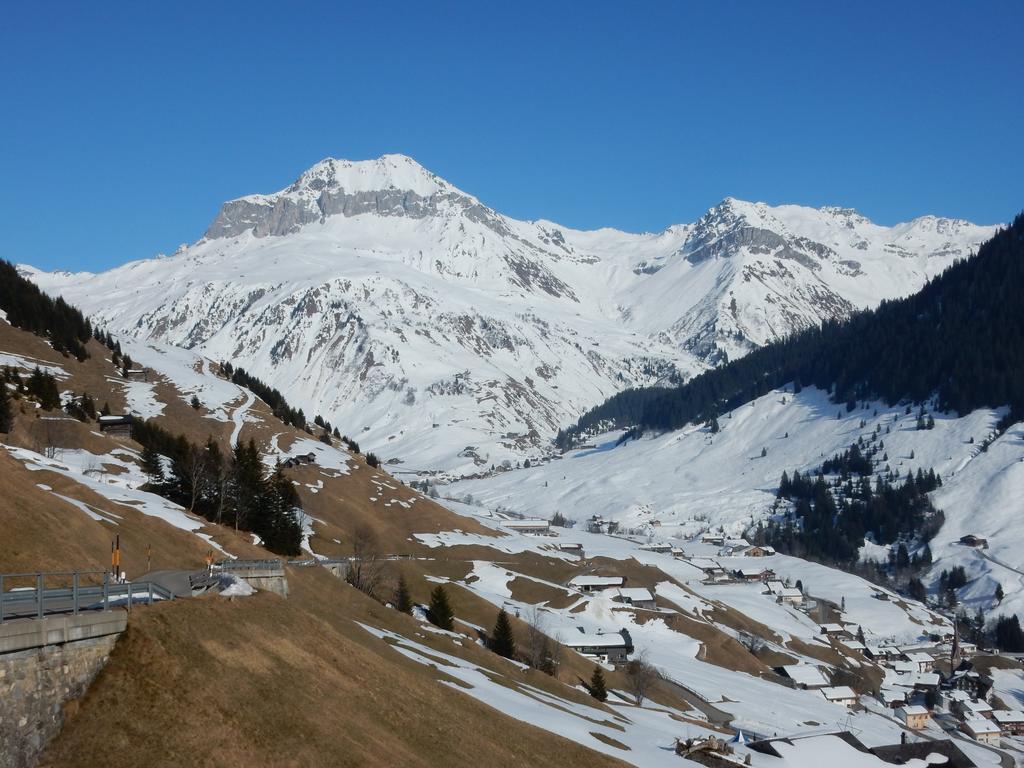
450,386,1022,616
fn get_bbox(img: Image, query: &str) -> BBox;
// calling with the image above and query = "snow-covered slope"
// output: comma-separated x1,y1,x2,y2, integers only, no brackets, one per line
449,387,1024,617
28,155,997,474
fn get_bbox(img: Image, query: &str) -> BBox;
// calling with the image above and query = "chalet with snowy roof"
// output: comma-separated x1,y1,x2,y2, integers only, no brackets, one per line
818,623,847,637
776,664,828,689
840,639,867,654
764,581,804,606
568,574,624,593
563,628,633,664
897,704,930,729
949,692,993,721
734,567,774,583
959,534,989,549
741,544,775,557
718,539,751,556
123,367,148,382
281,452,317,468
877,688,907,709
699,532,725,546
689,558,728,582
901,651,935,673
613,587,656,610
962,718,1001,746
821,685,857,708
98,414,133,437
991,710,1024,736
556,542,583,555
640,543,673,554
501,519,550,535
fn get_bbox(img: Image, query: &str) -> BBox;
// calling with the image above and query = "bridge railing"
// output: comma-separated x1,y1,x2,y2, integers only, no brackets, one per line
0,571,175,624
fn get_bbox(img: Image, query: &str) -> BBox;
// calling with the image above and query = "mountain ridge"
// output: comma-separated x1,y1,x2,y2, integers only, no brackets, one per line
27,155,998,475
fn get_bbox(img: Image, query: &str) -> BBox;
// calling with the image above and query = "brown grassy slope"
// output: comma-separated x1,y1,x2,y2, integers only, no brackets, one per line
0,448,270,576
40,566,628,768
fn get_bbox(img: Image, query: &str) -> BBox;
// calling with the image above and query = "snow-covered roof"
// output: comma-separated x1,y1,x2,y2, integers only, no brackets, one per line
964,718,1000,735
899,705,929,716
781,664,828,687
992,710,1024,724
501,519,549,529
821,685,856,701
617,587,654,603
819,623,844,633
569,575,624,587
563,631,629,649
904,651,934,663
689,557,724,570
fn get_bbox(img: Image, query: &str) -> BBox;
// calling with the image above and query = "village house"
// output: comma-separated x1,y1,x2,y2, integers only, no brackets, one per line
821,685,858,708
877,688,907,709
563,629,633,664
902,651,935,673
750,732,975,768
613,587,656,610
962,718,1001,746
281,452,318,468
948,667,992,700
776,664,829,690
734,567,775,583
840,639,867,654
501,519,551,535
699,532,725,546
568,575,625,593
818,623,847,638
764,580,804,606
898,704,931,729
991,710,1024,737
959,534,989,549
948,692,993,721
640,543,673,554
718,539,751,556
98,414,134,438
670,546,684,558
556,542,584,556
689,558,729,583
741,545,776,557
123,367,148,381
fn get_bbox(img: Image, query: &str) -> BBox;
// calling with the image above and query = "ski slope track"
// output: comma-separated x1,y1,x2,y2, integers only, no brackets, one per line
26,154,996,475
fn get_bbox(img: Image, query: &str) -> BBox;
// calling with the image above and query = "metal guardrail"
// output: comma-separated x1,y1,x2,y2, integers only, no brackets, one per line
0,571,175,624
214,559,283,571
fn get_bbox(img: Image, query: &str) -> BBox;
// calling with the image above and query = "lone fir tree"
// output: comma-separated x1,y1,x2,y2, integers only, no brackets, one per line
428,585,454,631
589,665,608,702
393,575,413,614
490,608,515,659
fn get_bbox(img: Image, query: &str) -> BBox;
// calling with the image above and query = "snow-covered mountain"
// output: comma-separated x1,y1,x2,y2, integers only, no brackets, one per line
28,154,997,474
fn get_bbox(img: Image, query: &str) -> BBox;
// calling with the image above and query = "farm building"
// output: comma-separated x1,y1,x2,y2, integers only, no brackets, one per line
563,629,633,664
613,587,656,610
821,686,857,708
568,575,625,593
500,519,550,535
776,664,828,690
98,414,133,437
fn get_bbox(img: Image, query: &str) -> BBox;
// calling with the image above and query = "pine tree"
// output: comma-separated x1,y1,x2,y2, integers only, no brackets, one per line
190,394,201,409
140,445,165,485
428,585,454,631
589,665,608,702
0,385,11,433
393,575,413,614
490,608,516,658
995,583,1004,603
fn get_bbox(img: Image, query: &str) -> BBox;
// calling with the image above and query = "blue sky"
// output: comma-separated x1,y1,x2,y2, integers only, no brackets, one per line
2,1,1021,271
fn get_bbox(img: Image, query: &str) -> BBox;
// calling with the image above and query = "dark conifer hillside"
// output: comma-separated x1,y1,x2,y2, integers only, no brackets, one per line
558,213,1024,449
0,260,92,359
